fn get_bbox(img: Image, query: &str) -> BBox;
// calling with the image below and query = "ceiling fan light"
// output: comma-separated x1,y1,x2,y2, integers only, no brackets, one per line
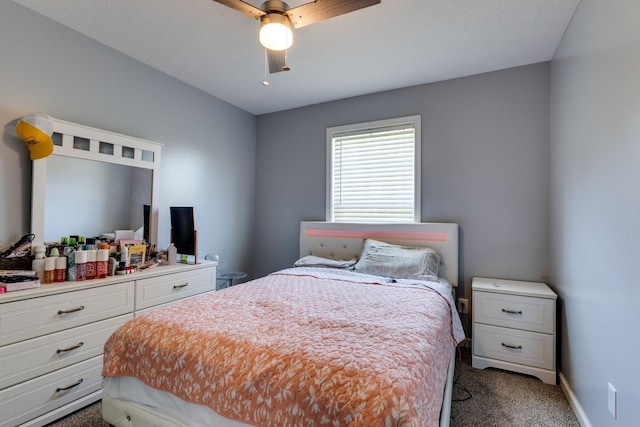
259,13,293,51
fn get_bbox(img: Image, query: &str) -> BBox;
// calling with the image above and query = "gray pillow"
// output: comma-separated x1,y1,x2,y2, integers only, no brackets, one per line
294,255,357,269
354,239,439,279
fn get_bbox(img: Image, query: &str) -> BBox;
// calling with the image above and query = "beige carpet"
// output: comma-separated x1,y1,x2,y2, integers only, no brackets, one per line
450,348,579,426
46,348,579,426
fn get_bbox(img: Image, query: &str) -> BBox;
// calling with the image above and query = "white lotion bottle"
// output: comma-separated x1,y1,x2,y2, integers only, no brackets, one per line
31,246,46,281
121,245,129,267
168,243,177,265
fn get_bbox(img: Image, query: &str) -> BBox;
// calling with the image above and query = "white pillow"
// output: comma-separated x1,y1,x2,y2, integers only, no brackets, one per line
294,255,357,269
354,239,439,279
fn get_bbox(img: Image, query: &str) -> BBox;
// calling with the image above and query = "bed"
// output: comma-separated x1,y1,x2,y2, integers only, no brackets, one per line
101,222,464,427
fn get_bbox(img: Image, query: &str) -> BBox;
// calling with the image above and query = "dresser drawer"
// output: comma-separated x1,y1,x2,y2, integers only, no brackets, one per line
0,281,134,346
0,314,131,390
0,355,103,427
135,268,214,310
473,290,555,334
473,323,555,370
134,292,213,317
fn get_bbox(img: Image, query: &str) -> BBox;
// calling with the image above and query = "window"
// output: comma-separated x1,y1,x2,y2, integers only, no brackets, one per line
327,115,421,223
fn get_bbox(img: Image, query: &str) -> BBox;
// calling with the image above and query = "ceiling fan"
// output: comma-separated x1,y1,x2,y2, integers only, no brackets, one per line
213,0,381,74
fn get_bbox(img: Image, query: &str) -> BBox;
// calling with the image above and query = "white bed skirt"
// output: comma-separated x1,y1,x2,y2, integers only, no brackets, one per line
102,350,455,427
102,377,251,427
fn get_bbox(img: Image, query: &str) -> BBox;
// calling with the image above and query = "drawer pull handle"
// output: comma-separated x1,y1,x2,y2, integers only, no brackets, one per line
173,282,189,289
501,342,523,350
56,378,83,393
57,342,84,353
501,308,523,315
58,305,85,315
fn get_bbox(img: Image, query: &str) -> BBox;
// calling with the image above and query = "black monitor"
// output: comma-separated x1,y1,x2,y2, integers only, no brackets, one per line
143,204,150,243
170,206,197,257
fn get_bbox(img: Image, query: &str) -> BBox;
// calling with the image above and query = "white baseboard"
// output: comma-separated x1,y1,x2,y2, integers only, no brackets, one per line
559,371,592,427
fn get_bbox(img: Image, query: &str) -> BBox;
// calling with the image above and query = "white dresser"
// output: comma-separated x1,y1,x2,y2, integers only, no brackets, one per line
471,277,557,384
0,261,216,427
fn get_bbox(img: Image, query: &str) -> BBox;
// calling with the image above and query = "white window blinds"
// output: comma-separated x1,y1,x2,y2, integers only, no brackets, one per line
327,116,421,223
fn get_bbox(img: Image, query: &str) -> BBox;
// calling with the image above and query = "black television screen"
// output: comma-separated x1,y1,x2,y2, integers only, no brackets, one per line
170,206,196,255
143,204,150,244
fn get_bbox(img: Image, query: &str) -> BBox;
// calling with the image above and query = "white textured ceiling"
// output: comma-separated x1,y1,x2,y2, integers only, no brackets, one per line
13,0,579,115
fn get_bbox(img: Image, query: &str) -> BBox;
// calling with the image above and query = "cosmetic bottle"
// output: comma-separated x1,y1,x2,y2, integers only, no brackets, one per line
85,238,97,250
54,256,67,282
66,249,77,281
108,256,117,276
168,243,177,265
97,248,109,279
75,250,87,281
31,246,46,281
43,257,56,284
121,245,129,267
86,249,97,280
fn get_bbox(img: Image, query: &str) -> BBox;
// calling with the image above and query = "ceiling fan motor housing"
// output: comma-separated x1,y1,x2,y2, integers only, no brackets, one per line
261,0,289,13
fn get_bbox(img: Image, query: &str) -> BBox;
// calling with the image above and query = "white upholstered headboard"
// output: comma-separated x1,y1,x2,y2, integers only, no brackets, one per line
299,222,459,287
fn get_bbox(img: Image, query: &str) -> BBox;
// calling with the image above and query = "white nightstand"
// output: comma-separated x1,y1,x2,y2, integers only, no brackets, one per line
471,277,557,384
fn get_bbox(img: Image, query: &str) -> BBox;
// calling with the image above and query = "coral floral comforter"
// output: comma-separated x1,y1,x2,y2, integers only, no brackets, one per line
102,267,465,427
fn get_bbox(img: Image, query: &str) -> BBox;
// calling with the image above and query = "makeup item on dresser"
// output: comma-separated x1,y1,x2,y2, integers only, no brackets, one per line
97,248,109,279
168,243,177,265
74,250,87,281
85,238,97,250
54,256,67,282
121,245,129,267
0,274,40,292
108,256,117,276
43,257,56,284
31,246,46,281
85,249,97,280
66,249,76,281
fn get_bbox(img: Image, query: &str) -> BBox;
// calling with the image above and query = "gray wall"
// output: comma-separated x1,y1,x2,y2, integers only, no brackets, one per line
0,2,256,277
550,0,640,425
255,63,551,299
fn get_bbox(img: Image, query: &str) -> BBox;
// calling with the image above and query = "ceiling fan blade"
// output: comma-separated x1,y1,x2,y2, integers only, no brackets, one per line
212,0,265,20
287,0,381,29
267,49,288,73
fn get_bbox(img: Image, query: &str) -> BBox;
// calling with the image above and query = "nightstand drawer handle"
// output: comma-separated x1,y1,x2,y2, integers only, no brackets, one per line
56,378,83,393
57,342,84,353
58,305,85,315
501,308,523,315
173,282,189,289
501,342,523,350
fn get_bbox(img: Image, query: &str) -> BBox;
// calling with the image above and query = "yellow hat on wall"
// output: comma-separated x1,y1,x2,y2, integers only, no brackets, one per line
16,113,54,160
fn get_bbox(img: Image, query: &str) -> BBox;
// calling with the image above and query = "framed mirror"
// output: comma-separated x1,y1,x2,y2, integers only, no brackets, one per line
31,118,162,247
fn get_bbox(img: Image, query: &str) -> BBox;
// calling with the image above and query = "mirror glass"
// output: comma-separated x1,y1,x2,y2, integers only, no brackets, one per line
43,155,152,242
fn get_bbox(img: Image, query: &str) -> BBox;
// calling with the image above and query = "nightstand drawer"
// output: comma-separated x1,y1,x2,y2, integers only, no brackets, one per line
135,268,214,310
473,290,555,334
473,323,555,370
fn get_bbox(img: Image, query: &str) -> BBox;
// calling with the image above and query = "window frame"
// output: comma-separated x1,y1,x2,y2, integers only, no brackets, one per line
326,115,421,223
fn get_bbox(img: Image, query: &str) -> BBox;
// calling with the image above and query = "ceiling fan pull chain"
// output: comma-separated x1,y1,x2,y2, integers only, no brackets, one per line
283,47,290,72
262,48,270,86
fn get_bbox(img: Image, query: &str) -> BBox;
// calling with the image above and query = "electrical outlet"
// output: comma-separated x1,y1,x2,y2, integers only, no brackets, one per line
457,298,469,314
608,383,617,419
